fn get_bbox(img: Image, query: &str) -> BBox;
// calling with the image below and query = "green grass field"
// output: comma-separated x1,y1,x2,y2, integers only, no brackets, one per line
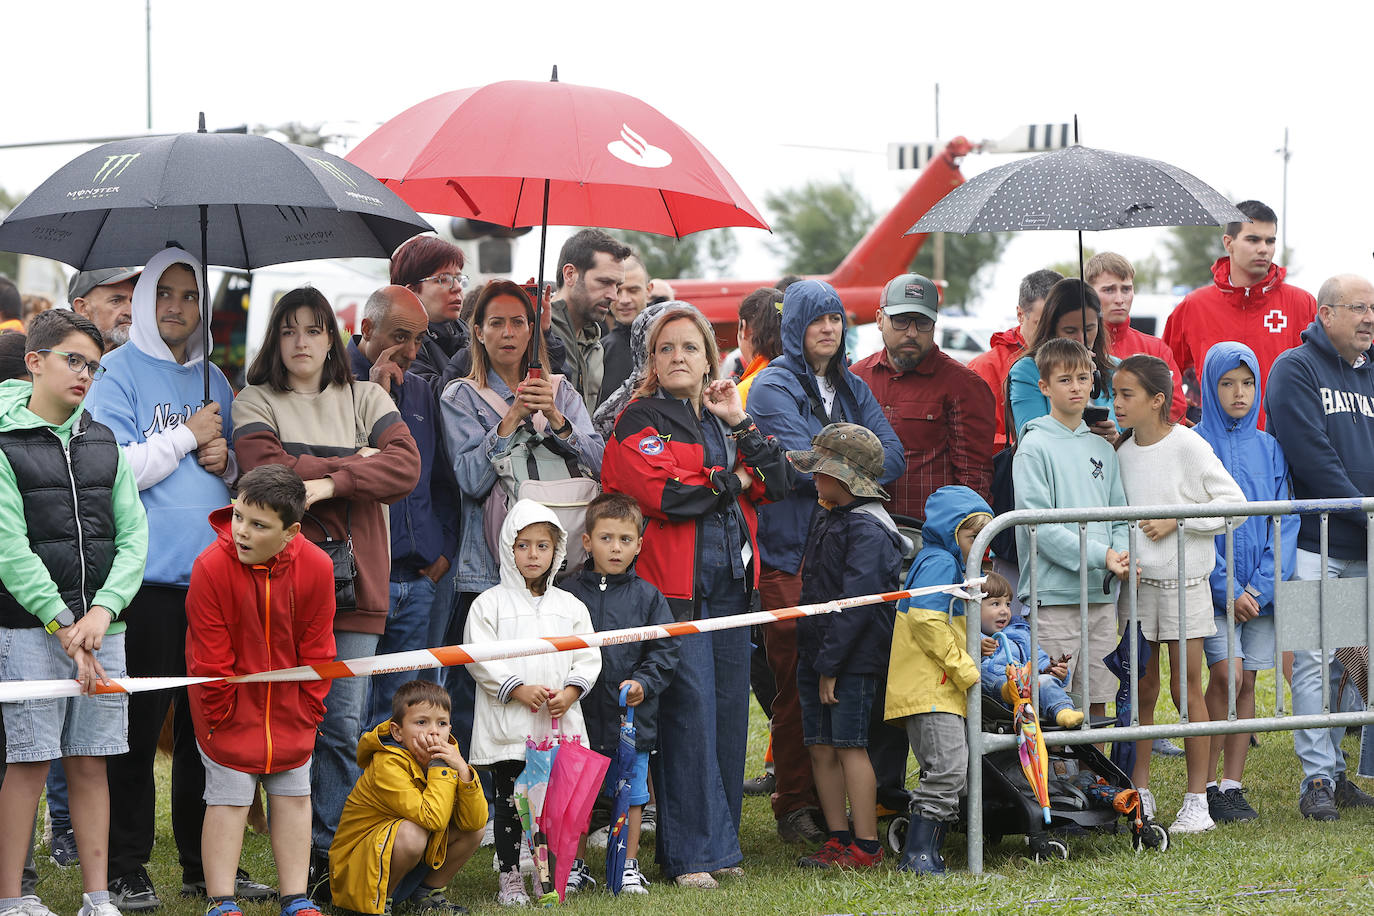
25,668,1374,915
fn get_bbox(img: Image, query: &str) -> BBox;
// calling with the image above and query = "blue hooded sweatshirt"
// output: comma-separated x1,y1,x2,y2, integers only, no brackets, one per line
1265,318,1374,560
85,247,235,588
1196,342,1295,614
748,279,905,574
900,485,990,616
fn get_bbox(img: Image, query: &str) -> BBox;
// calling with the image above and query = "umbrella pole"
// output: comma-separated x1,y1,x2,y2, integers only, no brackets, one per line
529,177,551,378
200,202,211,405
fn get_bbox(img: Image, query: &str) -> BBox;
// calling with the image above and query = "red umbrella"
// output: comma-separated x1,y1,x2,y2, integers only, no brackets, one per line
346,67,769,371
346,70,768,237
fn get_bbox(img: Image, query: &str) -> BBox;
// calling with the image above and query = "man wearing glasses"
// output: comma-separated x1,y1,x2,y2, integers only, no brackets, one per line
852,273,995,523
1266,273,1374,822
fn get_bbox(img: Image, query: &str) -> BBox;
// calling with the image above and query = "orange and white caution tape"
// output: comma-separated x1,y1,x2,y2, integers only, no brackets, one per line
0,579,982,702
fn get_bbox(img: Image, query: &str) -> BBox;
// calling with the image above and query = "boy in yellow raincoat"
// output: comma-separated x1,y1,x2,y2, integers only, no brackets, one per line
330,680,487,914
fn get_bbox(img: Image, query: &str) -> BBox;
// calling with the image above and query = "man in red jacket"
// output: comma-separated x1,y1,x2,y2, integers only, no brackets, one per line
852,273,995,521
1086,252,1187,422
968,269,1062,446
186,466,336,916
1162,200,1316,422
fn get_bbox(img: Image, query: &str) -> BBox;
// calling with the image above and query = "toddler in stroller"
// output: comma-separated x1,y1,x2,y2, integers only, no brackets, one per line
978,572,1084,729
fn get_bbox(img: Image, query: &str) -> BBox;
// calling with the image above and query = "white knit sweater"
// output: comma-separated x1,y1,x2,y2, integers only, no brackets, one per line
1115,425,1246,580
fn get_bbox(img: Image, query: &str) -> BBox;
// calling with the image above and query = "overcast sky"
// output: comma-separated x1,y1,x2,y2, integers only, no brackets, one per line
6,0,1371,325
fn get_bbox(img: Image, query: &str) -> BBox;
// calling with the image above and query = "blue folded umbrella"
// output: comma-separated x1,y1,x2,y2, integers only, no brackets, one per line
606,685,638,895
1105,622,1152,775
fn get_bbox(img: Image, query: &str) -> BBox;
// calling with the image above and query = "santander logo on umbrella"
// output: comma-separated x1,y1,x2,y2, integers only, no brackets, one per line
607,123,672,169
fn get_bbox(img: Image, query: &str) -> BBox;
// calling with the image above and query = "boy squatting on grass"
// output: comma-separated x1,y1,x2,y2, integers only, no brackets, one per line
977,572,1083,729
562,493,679,895
185,465,337,916
330,680,486,916
786,423,904,872
0,310,149,916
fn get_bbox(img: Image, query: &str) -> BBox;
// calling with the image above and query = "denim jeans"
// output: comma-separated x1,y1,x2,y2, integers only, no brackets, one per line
1291,549,1368,792
978,666,1076,719
46,758,70,831
423,561,460,678
364,575,437,730
444,592,480,760
311,629,380,852
651,557,750,878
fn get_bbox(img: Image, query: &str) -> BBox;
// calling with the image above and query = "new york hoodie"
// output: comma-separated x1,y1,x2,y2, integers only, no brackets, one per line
1265,319,1374,560
85,247,237,587
1196,342,1295,613
1012,414,1129,606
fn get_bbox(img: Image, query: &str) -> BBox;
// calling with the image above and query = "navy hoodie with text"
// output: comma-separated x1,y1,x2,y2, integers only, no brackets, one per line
1265,319,1374,560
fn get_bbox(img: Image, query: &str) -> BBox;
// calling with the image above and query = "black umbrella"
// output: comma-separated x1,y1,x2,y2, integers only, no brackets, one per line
0,114,433,401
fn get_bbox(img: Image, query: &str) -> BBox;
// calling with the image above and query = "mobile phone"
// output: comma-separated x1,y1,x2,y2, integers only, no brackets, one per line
1083,406,1110,424
521,282,540,303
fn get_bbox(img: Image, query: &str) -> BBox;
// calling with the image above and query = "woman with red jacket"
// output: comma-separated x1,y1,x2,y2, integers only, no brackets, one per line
601,307,792,888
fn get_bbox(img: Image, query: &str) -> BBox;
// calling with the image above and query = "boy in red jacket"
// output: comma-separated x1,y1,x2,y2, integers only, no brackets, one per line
186,466,337,916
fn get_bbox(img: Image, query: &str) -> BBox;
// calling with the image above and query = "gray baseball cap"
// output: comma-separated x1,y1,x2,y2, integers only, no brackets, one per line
68,267,141,304
881,273,939,321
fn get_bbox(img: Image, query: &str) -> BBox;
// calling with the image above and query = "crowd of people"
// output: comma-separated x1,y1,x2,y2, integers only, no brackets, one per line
0,196,1370,914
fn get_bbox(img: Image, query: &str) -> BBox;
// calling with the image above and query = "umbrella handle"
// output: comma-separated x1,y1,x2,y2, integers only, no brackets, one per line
618,685,635,725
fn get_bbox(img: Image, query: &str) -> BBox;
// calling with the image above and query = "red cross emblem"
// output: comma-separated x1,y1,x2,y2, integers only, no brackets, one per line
1264,309,1288,333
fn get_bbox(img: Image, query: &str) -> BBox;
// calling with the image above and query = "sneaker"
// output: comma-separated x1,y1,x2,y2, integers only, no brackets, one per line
564,858,596,893
797,837,848,869
110,868,162,912
77,894,122,916
401,886,469,916
1169,793,1216,834
480,818,495,847
585,825,610,849
1152,738,1185,757
306,851,332,904
279,898,323,916
1209,785,1258,822
619,858,650,896
1300,778,1339,821
11,896,58,916
777,806,827,845
742,771,776,796
1137,787,1157,820
672,873,717,889
710,866,744,880
204,902,243,916
183,873,275,901
496,869,529,907
836,843,884,869
640,803,656,834
49,828,79,868
1335,773,1374,808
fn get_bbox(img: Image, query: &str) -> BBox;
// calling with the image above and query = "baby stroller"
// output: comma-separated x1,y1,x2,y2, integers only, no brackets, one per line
885,691,1169,862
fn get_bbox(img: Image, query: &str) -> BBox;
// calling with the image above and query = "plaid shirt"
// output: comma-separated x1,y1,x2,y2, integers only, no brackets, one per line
851,345,996,521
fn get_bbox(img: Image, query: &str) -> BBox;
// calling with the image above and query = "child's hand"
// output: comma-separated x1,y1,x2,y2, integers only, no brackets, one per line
427,741,472,780
510,684,549,713
1044,659,1069,680
1138,518,1177,542
1106,548,1130,579
546,686,580,719
1233,591,1262,622
819,675,838,706
981,636,997,657
619,679,645,707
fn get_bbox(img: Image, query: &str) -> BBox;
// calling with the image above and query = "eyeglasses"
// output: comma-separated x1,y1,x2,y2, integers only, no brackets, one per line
884,312,935,332
419,272,469,291
1326,302,1374,317
40,349,105,380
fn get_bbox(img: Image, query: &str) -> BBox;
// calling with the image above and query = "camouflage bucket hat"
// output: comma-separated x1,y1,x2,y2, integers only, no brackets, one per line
786,422,889,500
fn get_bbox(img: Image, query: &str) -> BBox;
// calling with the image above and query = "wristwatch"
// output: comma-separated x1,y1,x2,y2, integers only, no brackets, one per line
44,608,76,635
549,416,572,437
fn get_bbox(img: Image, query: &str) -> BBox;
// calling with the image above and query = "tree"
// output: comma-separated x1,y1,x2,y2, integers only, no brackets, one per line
615,228,738,280
911,233,1012,310
1161,225,1225,291
0,185,22,280
764,175,875,275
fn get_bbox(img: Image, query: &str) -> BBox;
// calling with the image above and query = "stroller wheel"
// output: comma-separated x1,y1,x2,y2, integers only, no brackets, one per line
887,815,909,855
1131,822,1170,853
1028,835,1069,863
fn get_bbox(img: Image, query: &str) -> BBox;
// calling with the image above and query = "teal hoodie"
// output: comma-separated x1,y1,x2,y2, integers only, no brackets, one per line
1012,414,1128,606
0,379,148,633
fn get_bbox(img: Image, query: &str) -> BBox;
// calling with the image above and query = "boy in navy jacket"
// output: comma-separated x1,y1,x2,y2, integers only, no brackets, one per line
563,494,678,896
788,424,904,871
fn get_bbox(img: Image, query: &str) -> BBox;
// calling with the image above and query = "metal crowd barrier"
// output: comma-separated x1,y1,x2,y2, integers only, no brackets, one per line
962,496,1374,873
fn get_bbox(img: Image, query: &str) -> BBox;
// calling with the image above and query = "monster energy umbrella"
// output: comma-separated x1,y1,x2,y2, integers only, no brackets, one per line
0,117,433,399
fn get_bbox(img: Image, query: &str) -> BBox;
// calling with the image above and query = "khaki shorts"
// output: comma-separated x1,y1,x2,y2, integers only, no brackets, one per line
1034,604,1118,704
1127,579,1217,643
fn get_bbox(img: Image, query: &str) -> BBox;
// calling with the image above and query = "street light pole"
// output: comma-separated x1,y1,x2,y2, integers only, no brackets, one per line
145,0,152,130
1276,127,1291,263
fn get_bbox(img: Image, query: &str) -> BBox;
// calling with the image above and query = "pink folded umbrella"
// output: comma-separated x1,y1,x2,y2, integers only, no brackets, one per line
540,722,611,902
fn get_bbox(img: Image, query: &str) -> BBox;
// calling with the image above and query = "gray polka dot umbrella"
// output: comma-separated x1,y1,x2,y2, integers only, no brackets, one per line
906,144,1245,235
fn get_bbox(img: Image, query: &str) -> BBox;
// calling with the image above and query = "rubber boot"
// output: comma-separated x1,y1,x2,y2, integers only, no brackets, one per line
931,819,949,871
897,814,944,874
